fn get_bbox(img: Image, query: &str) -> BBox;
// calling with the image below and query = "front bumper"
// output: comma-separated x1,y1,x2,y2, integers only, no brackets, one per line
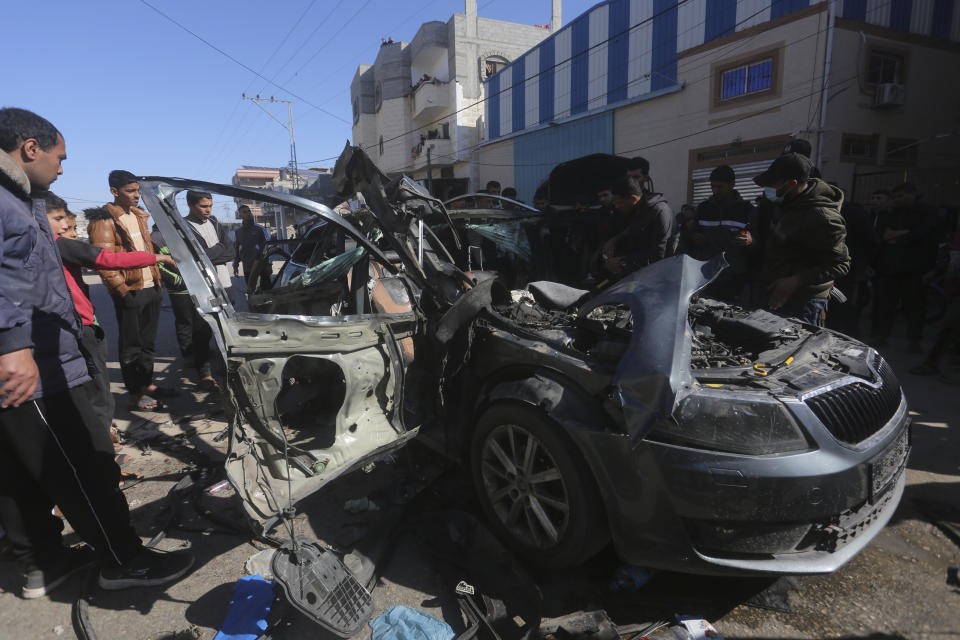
568,392,910,575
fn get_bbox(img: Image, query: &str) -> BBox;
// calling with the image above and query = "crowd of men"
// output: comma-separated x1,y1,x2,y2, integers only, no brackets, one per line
519,140,954,348
1,102,956,607
0,108,273,603
0,108,197,601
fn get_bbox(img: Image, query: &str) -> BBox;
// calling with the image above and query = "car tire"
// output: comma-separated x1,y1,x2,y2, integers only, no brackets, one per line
470,402,608,568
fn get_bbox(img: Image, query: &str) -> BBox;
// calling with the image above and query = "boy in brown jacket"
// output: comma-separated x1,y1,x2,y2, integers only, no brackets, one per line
87,170,169,411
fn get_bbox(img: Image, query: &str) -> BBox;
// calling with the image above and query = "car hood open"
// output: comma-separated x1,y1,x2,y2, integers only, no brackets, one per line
579,254,727,445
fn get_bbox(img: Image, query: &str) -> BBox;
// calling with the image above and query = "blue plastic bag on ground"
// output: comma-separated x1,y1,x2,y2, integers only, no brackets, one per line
370,605,455,640
213,574,275,640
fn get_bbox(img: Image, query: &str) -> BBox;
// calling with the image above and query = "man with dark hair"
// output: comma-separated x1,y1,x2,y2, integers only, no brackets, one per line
626,156,650,178
600,175,674,278
485,180,501,196
533,187,550,212
753,153,850,326
864,188,894,337
183,190,234,390
233,204,268,279
871,181,939,348
0,108,193,598
38,191,174,465
691,165,756,301
868,188,894,223
501,187,518,201
88,170,166,411
823,183,878,338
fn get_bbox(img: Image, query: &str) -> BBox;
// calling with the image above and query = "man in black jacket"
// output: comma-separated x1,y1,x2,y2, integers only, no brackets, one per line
233,204,268,280
872,182,939,348
600,175,674,279
754,153,850,326
180,190,234,390
691,165,756,302
0,107,193,598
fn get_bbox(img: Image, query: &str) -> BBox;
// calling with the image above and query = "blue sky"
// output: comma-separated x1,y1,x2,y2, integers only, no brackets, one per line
6,0,594,219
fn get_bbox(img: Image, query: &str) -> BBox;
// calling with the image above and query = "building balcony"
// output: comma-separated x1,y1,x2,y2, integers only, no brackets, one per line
409,137,454,171
412,80,450,120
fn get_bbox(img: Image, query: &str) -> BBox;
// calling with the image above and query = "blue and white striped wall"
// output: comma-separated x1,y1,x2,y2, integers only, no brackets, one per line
485,0,960,141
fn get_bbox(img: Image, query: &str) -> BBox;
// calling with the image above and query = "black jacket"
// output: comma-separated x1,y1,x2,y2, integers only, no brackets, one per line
690,190,756,273
761,179,850,299
873,201,938,276
234,221,268,270
0,154,89,400
615,193,674,270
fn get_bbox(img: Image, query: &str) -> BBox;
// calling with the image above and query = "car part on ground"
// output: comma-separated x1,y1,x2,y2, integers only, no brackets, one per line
271,540,373,638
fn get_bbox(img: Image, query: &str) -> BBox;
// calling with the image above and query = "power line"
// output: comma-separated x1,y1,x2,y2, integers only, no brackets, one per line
247,0,321,93
290,0,772,170
298,0,875,172
204,0,350,177
255,0,348,96
389,70,858,175
138,0,350,125
377,0,788,165
279,0,377,87
380,0,895,170
299,0,776,164
374,0,798,158
360,0,690,163
299,0,446,98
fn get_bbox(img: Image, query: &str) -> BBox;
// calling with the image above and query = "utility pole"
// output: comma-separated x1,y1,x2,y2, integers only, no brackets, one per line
242,94,300,239
426,145,433,195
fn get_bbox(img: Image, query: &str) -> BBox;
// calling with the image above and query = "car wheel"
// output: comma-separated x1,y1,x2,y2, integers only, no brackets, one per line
470,402,607,568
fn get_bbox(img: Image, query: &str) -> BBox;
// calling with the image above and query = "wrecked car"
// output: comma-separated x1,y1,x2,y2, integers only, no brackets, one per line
140,146,910,575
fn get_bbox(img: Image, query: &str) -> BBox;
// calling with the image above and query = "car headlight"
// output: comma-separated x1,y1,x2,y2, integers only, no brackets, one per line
649,392,810,455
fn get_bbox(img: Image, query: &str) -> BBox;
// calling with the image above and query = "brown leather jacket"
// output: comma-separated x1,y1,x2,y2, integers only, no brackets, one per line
87,203,161,296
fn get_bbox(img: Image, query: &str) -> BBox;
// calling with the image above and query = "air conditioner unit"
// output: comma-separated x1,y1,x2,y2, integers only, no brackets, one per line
873,83,905,108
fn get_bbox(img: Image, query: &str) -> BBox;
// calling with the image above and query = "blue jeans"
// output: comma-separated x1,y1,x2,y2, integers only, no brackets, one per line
777,296,828,327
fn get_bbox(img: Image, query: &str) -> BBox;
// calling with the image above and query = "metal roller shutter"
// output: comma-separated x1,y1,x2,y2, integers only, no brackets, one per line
691,159,770,206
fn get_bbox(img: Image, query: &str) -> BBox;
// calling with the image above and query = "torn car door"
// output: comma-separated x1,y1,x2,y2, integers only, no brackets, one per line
140,178,418,533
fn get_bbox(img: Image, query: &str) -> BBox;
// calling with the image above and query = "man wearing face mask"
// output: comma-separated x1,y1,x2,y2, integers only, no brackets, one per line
753,153,850,326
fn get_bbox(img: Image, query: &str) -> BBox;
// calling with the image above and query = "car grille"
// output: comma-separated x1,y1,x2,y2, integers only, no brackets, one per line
805,355,902,444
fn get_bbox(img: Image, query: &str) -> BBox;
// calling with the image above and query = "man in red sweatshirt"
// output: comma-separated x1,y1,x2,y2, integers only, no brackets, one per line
38,192,174,444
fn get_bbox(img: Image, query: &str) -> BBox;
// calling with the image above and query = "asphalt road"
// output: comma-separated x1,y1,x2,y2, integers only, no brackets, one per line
0,276,958,640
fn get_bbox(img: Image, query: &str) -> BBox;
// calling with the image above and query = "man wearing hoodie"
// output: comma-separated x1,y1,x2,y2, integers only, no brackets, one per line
0,108,193,599
600,175,674,279
753,153,850,326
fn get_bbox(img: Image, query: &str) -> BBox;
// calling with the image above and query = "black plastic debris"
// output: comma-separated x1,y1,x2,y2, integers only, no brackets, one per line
537,610,621,640
271,539,374,638
948,567,960,588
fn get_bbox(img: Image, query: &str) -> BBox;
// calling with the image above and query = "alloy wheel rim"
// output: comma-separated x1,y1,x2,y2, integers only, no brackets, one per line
479,423,570,549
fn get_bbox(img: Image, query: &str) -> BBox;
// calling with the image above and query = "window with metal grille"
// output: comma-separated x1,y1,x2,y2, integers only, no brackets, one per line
720,58,773,101
886,138,918,166
840,134,877,162
867,51,904,85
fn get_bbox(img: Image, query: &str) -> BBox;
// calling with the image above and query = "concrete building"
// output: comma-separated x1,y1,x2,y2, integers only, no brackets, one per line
231,165,315,234
477,0,960,210
350,0,561,199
